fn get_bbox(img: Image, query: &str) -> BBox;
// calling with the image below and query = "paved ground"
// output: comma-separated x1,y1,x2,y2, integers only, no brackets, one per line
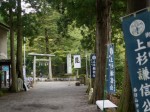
0,81,98,112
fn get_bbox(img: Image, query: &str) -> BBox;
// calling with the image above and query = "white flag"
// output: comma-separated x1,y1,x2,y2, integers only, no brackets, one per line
74,55,81,68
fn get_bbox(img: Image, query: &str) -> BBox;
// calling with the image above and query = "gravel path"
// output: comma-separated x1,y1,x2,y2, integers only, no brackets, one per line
0,81,98,112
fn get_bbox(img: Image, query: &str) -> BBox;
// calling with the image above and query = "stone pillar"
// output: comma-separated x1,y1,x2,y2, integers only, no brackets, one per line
33,56,36,83
48,57,52,80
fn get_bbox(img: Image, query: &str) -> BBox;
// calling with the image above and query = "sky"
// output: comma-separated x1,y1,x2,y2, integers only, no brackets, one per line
21,1,36,14
0,1,36,14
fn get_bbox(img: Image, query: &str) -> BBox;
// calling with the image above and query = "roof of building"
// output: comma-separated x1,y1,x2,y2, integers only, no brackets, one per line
0,59,11,65
0,22,9,31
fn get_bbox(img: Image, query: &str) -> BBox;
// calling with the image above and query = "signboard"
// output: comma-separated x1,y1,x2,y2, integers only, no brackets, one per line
90,54,96,78
74,55,81,68
67,54,72,74
106,44,116,94
122,10,150,112
2,65,9,71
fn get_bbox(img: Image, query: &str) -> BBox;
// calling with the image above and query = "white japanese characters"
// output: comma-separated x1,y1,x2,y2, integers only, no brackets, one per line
137,67,150,81
140,83,150,97
107,44,115,93
142,99,150,112
90,54,96,78
132,28,150,111
122,11,150,112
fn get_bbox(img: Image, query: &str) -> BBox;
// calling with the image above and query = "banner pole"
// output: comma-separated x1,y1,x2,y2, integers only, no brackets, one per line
120,7,149,20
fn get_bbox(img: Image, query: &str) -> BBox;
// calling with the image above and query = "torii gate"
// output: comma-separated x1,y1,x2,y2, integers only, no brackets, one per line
28,53,55,83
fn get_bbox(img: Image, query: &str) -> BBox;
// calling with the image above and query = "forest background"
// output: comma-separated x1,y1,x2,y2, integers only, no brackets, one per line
0,0,133,112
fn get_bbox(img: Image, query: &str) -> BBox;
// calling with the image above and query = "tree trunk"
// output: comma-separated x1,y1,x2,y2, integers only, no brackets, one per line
9,1,17,92
16,0,23,80
91,0,112,104
117,57,135,112
0,72,2,89
45,28,49,54
117,0,148,112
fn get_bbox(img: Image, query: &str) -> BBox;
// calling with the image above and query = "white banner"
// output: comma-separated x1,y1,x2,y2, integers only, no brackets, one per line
23,65,29,91
67,54,72,74
74,55,81,68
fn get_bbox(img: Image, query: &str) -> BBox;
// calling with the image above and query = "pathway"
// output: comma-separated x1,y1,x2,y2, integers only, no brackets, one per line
0,81,98,112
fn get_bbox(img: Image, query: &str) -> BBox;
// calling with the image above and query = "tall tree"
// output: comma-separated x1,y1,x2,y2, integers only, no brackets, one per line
9,0,17,92
16,0,23,79
91,0,112,103
43,1,50,54
0,0,18,92
118,0,149,112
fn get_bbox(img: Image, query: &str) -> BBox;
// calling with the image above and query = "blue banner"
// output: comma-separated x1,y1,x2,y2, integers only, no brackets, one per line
122,10,150,112
2,66,9,71
106,44,116,94
90,54,96,78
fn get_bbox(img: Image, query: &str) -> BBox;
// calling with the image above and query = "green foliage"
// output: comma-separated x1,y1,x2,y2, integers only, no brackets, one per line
49,0,96,51
0,14,4,23
49,0,96,27
0,71,3,75
22,14,40,37
0,0,127,84
115,47,125,89
0,91,3,97
80,26,96,51
111,0,126,45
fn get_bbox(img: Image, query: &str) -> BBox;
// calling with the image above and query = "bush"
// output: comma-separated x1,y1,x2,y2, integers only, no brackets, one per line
0,90,3,97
